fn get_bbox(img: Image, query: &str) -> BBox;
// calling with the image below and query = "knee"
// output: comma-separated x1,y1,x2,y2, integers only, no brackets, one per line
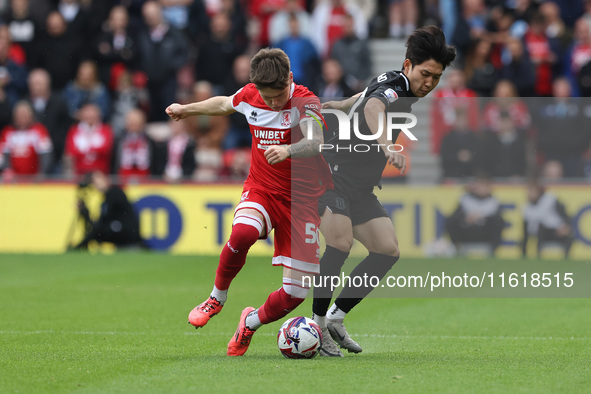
327,236,353,253
283,282,309,300
371,242,400,257
228,223,260,250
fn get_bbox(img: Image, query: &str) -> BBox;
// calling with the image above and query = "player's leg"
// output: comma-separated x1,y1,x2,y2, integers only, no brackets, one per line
312,191,354,356
326,217,400,353
188,207,267,328
335,216,399,310
227,266,309,356
314,209,352,357
226,200,321,356
313,208,353,318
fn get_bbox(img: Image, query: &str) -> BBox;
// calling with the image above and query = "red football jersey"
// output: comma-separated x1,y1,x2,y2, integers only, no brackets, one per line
232,83,331,201
65,122,114,175
117,134,151,177
430,87,479,154
524,30,554,96
0,123,52,174
482,100,531,133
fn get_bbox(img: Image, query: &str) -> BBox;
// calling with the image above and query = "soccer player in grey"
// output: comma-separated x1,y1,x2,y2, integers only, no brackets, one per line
313,26,456,356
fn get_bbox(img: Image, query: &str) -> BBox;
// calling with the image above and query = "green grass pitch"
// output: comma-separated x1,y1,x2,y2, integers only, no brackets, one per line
1,253,590,393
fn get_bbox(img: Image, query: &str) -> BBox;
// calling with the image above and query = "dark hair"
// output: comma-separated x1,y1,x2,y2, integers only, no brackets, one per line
404,25,456,70
527,179,546,196
530,11,546,26
250,48,291,90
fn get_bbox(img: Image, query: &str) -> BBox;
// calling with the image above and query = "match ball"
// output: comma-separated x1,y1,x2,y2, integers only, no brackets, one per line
277,316,323,359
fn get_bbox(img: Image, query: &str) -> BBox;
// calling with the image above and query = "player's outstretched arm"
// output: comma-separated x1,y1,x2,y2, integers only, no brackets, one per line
166,96,236,120
264,116,324,165
322,92,362,112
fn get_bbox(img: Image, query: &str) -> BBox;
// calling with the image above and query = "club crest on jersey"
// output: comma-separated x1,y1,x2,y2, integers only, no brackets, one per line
240,191,250,202
280,111,291,127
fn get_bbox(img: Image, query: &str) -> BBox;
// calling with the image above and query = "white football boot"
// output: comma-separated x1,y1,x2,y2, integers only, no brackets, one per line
326,318,363,353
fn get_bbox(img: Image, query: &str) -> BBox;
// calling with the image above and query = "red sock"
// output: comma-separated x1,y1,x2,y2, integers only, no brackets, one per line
258,288,305,324
214,223,260,290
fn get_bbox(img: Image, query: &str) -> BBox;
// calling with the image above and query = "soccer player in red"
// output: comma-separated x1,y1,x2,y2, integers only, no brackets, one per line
166,48,330,356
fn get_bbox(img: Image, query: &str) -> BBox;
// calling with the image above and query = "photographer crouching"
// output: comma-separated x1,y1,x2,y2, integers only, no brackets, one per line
71,171,146,250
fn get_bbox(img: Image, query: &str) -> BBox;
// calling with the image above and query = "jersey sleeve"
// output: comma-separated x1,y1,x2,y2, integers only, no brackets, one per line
366,71,415,112
370,85,400,108
365,73,400,107
295,90,325,127
231,84,250,114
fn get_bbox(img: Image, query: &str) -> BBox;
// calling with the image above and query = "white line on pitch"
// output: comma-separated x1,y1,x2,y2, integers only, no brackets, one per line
185,332,591,341
1,330,589,341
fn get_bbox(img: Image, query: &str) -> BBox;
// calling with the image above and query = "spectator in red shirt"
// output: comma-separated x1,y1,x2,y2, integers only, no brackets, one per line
114,108,153,180
523,12,559,97
430,68,479,154
311,0,368,58
0,101,52,176
482,79,531,134
0,24,26,66
248,0,289,48
64,104,114,177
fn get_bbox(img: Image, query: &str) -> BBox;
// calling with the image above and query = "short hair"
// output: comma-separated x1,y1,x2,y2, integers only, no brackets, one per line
249,48,291,90
13,100,34,116
404,25,456,70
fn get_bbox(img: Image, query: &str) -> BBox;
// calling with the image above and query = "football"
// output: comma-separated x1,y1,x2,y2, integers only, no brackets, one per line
277,316,323,359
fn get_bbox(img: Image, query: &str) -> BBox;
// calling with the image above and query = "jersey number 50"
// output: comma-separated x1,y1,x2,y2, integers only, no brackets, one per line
304,223,320,245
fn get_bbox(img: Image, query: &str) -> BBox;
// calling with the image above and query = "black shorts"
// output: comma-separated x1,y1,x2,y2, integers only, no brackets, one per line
318,182,389,226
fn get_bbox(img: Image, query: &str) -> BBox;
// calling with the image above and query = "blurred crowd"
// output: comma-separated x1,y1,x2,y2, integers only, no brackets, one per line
0,0,590,183
439,177,574,258
432,0,591,183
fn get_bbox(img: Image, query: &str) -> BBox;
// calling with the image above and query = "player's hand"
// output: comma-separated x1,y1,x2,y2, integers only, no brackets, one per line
322,101,341,110
386,152,406,175
465,213,482,225
264,145,290,165
556,225,571,237
165,103,185,121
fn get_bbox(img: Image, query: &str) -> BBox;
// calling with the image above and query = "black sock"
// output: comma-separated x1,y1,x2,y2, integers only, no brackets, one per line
312,245,350,316
334,252,399,314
